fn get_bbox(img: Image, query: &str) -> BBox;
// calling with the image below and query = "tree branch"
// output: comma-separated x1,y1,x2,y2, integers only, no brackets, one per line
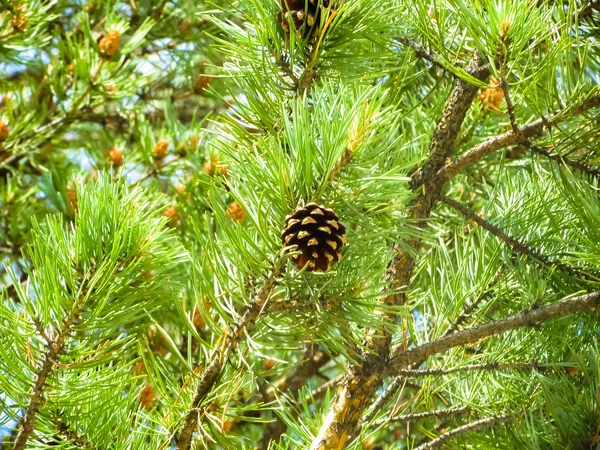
387,291,600,372
362,376,407,423
392,360,575,378
176,260,283,450
258,345,331,449
373,405,470,427
439,194,595,280
414,414,512,450
53,413,93,449
13,299,85,450
310,52,490,450
525,142,600,177
437,95,600,182
396,38,451,74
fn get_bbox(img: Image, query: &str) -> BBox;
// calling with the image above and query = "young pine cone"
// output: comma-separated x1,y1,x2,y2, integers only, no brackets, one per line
281,203,346,272
277,0,332,37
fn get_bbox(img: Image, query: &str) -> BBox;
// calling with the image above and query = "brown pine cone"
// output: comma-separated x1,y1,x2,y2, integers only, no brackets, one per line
277,0,332,37
281,202,346,272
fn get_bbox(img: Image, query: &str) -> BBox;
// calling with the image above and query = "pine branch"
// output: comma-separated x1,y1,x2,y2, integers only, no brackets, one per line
392,360,575,378
444,266,505,336
362,376,406,423
176,260,283,450
259,344,331,449
54,413,92,449
396,38,450,74
310,53,490,450
525,142,600,177
363,267,505,423
13,294,87,450
387,291,600,372
438,95,600,182
373,405,470,427
439,194,594,280
414,414,512,450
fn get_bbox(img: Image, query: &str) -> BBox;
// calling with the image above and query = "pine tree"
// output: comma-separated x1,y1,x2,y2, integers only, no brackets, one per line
2,0,600,449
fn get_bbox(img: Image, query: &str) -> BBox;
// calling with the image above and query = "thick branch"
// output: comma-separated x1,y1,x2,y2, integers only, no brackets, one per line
373,405,470,427
176,261,282,450
438,95,600,181
310,53,490,450
440,194,594,280
387,291,600,372
414,414,512,450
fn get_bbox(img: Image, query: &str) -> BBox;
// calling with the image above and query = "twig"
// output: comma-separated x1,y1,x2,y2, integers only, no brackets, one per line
373,405,470,427
258,345,331,449
438,95,600,182
387,291,600,372
363,267,506,423
13,297,86,450
439,194,595,280
414,413,512,450
444,266,505,336
396,38,451,74
392,360,575,378
362,376,406,423
54,413,93,449
176,260,283,450
525,142,600,177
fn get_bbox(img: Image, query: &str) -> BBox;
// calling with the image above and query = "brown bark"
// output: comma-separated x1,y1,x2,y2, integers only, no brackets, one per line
387,291,600,372
13,304,83,450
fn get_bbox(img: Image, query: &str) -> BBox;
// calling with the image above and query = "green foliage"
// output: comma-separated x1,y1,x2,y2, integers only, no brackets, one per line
2,0,600,449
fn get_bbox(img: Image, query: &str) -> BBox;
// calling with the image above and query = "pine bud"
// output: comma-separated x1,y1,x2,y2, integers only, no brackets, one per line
0,121,9,141
264,359,276,371
226,202,245,223
66,187,78,213
164,205,180,227
132,360,147,375
99,30,121,58
108,147,124,166
139,384,155,411
192,304,206,329
478,78,504,111
11,10,27,32
193,74,212,94
221,420,233,432
152,140,168,160
178,19,192,35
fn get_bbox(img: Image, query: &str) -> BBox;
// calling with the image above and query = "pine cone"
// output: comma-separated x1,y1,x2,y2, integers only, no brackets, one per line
277,0,332,37
281,203,346,272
